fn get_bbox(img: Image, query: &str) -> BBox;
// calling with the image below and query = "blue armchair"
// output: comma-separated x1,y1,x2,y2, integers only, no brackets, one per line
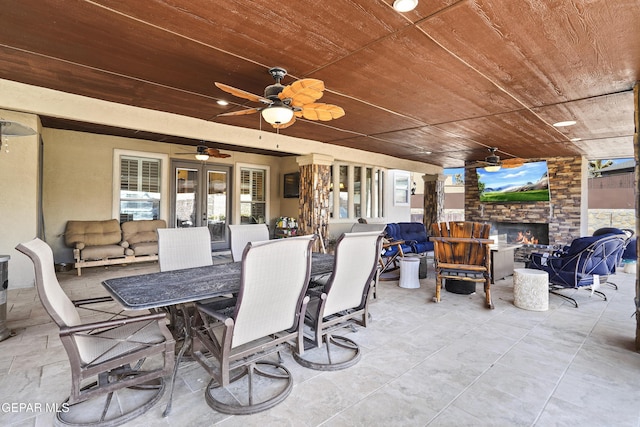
383,222,433,256
382,223,414,257
397,222,434,254
528,233,627,307
592,227,635,289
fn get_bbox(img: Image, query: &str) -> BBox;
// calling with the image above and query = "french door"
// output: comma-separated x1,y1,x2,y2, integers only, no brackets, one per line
171,160,231,251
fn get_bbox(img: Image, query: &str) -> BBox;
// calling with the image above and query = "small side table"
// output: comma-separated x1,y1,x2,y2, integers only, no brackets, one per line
379,240,405,281
399,257,420,289
513,268,549,311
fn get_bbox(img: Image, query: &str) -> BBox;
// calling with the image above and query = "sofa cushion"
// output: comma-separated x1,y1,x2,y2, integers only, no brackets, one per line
81,245,126,260
130,241,159,256
121,220,167,245
398,222,429,243
65,219,122,248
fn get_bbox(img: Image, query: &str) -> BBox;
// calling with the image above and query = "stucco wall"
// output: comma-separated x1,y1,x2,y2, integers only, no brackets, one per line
41,128,286,266
0,110,40,288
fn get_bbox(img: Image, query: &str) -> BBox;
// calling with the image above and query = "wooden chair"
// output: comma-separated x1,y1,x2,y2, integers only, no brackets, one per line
16,238,175,426
430,221,495,309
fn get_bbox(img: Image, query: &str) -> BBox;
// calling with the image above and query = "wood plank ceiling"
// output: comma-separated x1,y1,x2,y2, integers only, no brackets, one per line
0,0,637,167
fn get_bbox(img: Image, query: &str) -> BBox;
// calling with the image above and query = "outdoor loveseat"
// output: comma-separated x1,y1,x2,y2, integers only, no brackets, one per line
64,219,166,275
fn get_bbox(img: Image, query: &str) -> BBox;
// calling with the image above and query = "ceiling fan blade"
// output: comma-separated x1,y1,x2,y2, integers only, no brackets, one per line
279,79,325,105
217,108,261,117
215,82,272,104
465,162,485,169
299,103,345,121
206,148,231,158
501,158,525,168
272,116,296,130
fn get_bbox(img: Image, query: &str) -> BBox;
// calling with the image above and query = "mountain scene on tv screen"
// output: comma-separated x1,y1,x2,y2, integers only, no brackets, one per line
477,161,550,202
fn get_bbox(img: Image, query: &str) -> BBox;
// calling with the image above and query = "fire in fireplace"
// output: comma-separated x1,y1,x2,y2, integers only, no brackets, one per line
492,222,550,246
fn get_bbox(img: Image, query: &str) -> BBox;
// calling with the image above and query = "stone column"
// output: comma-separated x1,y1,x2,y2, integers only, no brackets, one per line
296,154,334,252
423,174,446,233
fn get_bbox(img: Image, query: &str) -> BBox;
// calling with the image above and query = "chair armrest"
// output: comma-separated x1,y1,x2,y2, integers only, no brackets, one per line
196,302,236,324
430,237,495,244
60,312,168,334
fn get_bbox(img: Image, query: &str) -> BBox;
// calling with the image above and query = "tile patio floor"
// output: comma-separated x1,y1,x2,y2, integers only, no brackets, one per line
2,257,640,426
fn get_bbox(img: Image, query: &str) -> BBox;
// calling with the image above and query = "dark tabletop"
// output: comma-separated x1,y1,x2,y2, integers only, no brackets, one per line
102,252,335,310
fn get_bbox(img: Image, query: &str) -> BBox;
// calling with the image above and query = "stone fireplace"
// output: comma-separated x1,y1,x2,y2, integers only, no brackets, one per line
491,222,550,246
462,156,588,254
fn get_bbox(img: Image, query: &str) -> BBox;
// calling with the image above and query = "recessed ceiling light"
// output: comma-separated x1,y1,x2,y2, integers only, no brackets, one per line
570,137,582,142
217,100,229,106
553,120,576,127
393,0,418,13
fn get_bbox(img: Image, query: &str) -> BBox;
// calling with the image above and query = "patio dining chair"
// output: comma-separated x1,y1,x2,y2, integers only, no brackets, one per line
157,227,216,338
228,223,270,262
294,231,383,370
190,234,316,414
430,221,495,309
16,238,175,427
157,227,213,271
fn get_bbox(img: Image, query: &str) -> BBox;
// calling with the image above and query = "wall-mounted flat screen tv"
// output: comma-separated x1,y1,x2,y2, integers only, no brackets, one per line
283,172,300,198
476,161,550,203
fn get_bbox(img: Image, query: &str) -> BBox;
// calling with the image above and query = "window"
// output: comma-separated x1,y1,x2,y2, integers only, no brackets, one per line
239,166,267,224
119,156,161,222
329,163,384,220
394,172,410,206
354,166,362,218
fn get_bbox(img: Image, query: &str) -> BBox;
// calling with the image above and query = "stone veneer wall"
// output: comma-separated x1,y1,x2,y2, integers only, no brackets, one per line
464,156,584,247
423,174,445,232
298,163,331,251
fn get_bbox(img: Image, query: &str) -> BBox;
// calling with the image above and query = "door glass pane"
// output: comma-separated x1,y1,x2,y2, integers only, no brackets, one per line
176,167,198,227
207,171,227,242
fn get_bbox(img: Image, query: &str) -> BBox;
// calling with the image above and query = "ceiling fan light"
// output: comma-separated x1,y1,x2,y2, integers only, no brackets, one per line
261,105,294,125
393,0,418,12
195,153,209,161
484,165,501,172
553,120,577,127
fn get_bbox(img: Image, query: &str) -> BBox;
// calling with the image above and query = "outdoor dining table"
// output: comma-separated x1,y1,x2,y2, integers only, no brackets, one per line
101,251,335,416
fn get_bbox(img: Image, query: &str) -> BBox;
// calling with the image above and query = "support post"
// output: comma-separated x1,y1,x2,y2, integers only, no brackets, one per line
297,154,333,253
423,173,446,232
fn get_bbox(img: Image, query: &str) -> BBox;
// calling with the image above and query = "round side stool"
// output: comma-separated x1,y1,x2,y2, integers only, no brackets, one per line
513,268,549,311
399,257,420,289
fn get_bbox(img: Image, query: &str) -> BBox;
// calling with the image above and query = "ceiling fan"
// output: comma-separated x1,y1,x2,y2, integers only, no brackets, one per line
176,145,230,161
466,147,525,171
215,67,345,129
